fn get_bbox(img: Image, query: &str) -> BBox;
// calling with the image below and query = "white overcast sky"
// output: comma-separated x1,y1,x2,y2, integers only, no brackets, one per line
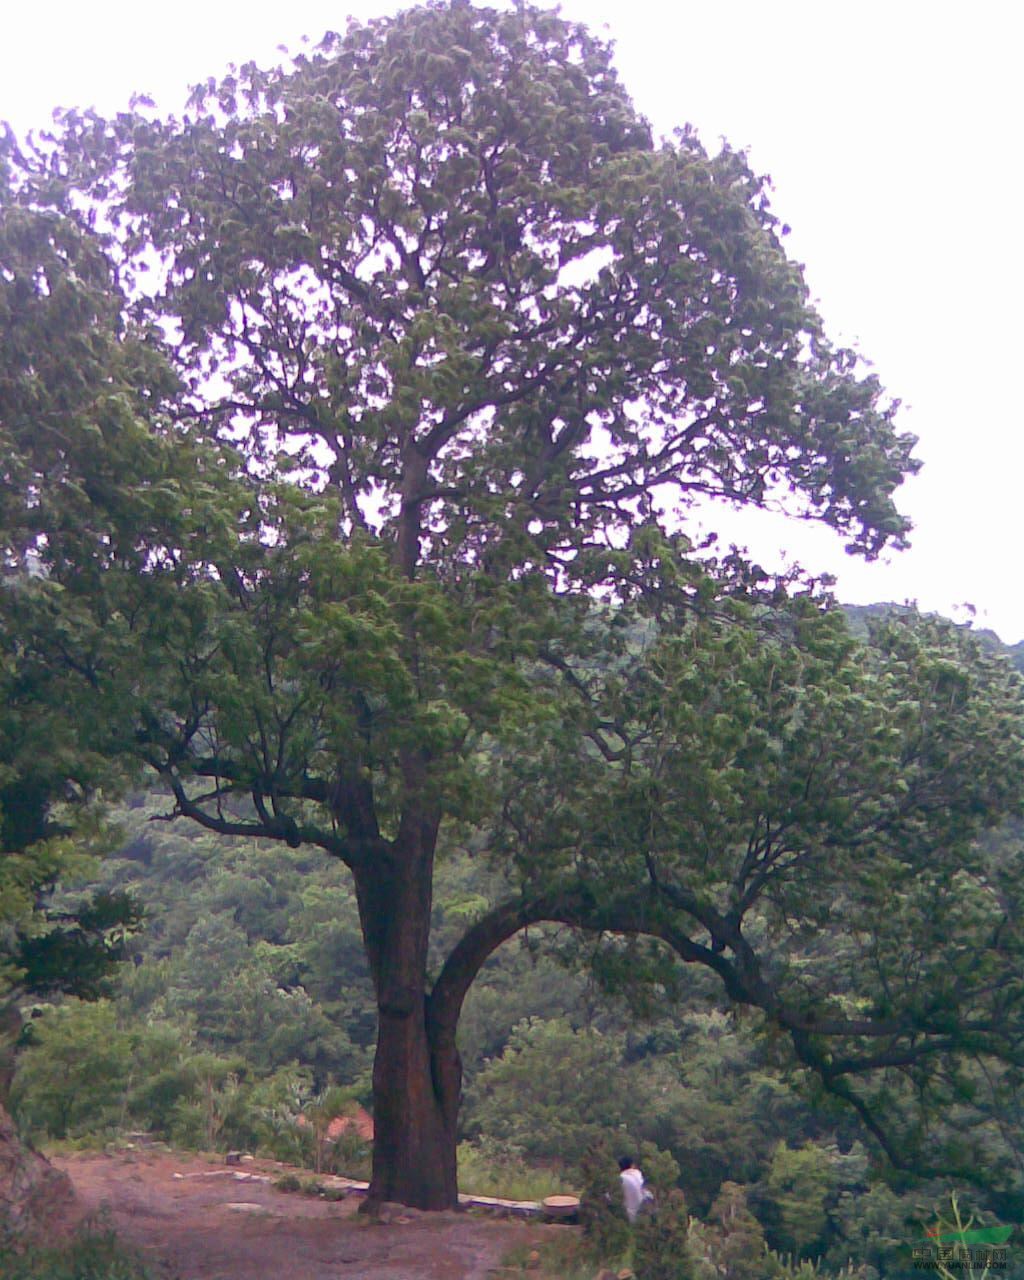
3,1,1022,638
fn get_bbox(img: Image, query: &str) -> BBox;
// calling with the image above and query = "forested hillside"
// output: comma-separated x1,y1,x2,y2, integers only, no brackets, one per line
11,718,1023,1278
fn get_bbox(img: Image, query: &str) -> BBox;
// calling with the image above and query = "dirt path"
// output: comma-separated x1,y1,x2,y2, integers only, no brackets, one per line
54,1149,557,1280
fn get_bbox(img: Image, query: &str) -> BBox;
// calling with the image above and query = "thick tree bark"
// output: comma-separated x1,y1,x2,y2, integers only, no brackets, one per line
369,993,460,1209
353,810,461,1210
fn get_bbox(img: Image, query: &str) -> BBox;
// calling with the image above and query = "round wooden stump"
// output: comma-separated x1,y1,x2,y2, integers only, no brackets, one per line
541,1194,580,1222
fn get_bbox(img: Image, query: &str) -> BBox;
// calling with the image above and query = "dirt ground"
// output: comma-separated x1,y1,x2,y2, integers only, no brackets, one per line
53,1148,561,1280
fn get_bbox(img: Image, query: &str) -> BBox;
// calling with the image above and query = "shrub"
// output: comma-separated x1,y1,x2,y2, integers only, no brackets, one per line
11,1003,134,1140
0,1219,153,1280
697,1182,768,1280
578,1138,632,1263
634,1188,697,1280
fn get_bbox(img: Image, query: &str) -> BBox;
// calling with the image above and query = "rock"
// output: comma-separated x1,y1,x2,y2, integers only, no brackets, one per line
508,1200,543,1218
225,1151,243,1165
366,1199,429,1223
616,1270,636,1280
0,1102,76,1245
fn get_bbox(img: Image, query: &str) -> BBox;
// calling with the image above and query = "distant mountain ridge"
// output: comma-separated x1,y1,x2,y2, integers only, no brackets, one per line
843,603,1024,675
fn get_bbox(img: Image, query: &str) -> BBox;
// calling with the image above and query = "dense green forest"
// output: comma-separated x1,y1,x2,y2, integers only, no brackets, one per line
10,724,1024,1278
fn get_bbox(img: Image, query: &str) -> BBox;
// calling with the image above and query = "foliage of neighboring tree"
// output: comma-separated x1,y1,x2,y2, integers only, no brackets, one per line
0,146,189,1249
0,127,245,1242
0,101,253,1066
4,0,1024,1215
0,178,125,872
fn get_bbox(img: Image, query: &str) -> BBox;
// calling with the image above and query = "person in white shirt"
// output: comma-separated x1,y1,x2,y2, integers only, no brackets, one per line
618,1155,648,1222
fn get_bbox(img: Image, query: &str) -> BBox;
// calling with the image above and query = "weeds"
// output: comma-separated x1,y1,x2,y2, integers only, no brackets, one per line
456,1142,569,1203
0,1218,153,1280
502,1233,612,1279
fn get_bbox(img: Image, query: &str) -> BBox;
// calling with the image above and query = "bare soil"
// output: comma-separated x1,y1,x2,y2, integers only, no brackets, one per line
53,1148,560,1280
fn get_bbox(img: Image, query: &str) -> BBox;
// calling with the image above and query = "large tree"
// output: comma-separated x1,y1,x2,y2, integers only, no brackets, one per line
5,2,1023,1211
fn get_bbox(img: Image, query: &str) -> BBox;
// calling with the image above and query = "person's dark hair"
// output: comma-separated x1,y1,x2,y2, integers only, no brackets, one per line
618,1156,634,1171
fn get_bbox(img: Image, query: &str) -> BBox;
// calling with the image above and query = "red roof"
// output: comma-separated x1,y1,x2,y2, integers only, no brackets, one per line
326,1108,374,1142
296,1106,374,1142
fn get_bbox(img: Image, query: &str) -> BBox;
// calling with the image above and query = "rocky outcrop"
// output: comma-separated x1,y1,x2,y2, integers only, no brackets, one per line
0,1103,76,1245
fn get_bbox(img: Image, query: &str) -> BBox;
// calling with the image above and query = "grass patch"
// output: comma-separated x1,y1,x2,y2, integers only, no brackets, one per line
502,1232,619,1279
457,1142,572,1203
273,1173,348,1201
41,1134,116,1157
0,1219,153,1280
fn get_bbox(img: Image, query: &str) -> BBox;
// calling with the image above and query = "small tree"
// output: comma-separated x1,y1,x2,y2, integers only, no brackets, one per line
703,1182,768,1280
578,1138,632,1263
761,1143,836,1258
634,1188,697,1280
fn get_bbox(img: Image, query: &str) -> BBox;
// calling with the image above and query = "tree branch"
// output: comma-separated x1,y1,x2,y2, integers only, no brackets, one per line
151,764,384,870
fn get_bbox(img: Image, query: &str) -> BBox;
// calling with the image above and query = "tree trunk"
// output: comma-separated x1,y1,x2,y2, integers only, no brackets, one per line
354,815,461,1210
369,992,460,1209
